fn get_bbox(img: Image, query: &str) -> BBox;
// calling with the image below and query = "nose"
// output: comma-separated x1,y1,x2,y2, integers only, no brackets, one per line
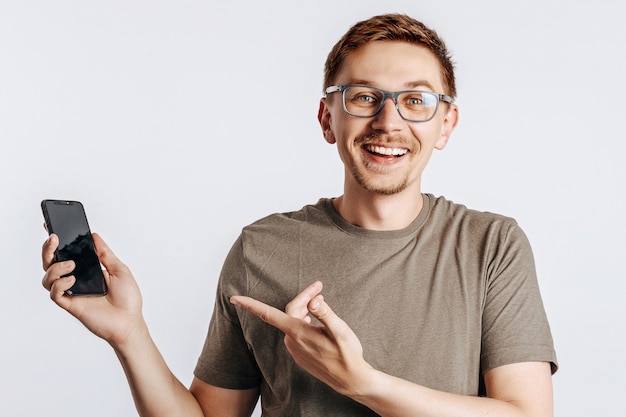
370,97,404,132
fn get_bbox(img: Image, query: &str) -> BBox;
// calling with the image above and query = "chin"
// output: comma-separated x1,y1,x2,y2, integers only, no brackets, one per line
356,176,409,195
366,185,408,196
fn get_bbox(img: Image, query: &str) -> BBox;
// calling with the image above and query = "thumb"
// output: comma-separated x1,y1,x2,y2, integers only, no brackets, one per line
92,233,127,274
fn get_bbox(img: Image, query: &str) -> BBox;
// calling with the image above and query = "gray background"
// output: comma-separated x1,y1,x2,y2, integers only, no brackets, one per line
1,1,624,416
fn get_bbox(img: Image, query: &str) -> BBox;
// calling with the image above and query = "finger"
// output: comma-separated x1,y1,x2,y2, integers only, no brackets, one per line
230,296,298,334
284,281,324,320
50,274,76,309
42,260,75,291
307,295,350,340
42,233,59,270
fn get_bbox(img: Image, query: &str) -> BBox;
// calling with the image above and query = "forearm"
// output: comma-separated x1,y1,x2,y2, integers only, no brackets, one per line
351,372,519,417
348,363,552,417
112,321,204,417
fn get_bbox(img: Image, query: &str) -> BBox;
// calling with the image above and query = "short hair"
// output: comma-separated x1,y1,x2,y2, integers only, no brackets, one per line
323,14,456,99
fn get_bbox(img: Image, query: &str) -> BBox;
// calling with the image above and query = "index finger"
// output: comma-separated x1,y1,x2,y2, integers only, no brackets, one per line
42,233,59,270
230,296,298,334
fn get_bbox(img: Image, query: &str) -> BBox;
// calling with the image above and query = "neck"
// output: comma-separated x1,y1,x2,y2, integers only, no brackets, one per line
333,187,425,231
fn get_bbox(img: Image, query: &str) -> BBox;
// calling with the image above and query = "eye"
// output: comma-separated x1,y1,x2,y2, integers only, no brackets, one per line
403,93,426,107
351,92,379,105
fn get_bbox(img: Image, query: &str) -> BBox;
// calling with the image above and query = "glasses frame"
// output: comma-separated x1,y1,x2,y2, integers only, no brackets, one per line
325,85,454,123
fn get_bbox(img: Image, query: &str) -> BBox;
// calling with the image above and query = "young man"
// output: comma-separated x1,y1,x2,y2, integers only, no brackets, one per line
42,13,557,417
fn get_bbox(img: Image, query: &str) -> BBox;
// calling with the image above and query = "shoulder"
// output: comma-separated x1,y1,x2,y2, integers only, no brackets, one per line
240,198,333,244
423,194,532,254
426,194,520,233
244,198,330,229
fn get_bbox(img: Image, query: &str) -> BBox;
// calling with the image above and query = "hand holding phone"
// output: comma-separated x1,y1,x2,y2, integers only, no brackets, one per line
41,200,107,296
41,223,145,345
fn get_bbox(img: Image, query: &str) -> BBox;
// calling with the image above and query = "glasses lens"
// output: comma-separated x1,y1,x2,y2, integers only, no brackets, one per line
343,87,384,117
397,91,438,122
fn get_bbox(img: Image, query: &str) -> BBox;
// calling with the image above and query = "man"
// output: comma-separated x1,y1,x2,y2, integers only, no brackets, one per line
42,13,557,417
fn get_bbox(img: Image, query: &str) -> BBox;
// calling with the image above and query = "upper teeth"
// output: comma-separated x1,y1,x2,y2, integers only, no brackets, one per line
366,145,408,156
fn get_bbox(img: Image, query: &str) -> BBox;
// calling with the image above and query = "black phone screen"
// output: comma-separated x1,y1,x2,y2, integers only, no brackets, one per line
41,200,107,296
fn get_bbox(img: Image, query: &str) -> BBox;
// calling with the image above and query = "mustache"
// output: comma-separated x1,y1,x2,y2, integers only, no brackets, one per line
354,132,414,150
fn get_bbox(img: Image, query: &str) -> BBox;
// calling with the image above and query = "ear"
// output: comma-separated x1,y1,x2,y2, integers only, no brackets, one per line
318,98,336,144
434,103,459,150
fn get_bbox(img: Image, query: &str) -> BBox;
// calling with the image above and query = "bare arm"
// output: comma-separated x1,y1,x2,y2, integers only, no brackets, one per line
231,281,554,417
347,361,552,417
190,377,259,417
110,326,259,417
42,233,258,417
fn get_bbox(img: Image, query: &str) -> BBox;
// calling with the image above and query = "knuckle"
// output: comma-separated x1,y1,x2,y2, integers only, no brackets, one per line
316,307,332,321
259,307,271,323
41,269,56,291
284,299,299,315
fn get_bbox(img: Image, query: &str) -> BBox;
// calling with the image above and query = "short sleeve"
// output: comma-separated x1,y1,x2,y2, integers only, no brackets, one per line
193,236,262,389
480,222,558,374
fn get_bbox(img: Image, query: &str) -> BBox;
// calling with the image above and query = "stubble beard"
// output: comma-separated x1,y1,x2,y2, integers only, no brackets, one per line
352,164,410,195
352,133,413,196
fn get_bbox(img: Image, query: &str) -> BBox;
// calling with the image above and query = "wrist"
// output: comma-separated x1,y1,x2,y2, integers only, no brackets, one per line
347,367,400,409
108,316,150,353
341,362,383,400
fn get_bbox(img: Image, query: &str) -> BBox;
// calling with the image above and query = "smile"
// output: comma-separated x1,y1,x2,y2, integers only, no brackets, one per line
364,144,409,157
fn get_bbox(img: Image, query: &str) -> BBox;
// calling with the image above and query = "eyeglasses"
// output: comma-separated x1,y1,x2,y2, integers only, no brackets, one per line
325,85,454,123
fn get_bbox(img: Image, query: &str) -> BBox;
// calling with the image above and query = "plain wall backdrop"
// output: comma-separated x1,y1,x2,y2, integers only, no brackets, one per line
1,1,624,416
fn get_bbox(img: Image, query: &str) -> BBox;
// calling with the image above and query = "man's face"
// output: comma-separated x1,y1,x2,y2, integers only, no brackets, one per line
319,41,458,196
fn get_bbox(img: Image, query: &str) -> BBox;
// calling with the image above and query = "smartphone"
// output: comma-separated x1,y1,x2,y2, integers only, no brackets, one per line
41,199,107,296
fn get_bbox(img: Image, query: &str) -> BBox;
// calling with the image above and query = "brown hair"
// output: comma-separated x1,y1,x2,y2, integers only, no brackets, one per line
323,14,456,99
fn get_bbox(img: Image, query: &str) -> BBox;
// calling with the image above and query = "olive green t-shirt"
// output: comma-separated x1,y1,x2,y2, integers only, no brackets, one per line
194,194,557,416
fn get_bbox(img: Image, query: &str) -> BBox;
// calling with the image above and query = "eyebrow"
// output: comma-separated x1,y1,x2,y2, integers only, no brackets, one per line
345,79,437,92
